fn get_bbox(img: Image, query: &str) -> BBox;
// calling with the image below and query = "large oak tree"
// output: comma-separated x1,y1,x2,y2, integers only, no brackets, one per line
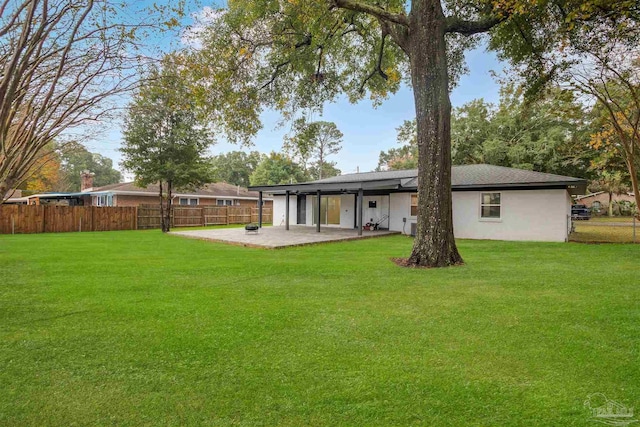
189,0,636,267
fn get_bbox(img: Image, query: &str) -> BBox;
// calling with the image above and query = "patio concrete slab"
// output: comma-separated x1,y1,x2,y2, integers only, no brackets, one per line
171,225,398,248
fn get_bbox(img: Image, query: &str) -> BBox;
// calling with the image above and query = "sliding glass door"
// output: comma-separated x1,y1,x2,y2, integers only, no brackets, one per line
312,195,341,225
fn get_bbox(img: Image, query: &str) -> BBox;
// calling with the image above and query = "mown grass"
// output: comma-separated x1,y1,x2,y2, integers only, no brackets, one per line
590,217,635,223
1,231,639,426
571,223,639,243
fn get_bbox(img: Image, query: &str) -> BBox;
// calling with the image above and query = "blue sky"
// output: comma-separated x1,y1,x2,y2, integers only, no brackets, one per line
88,3,505,177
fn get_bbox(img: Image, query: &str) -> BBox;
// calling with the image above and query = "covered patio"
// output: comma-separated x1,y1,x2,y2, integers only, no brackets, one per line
250,178,404,235
171,226,398,249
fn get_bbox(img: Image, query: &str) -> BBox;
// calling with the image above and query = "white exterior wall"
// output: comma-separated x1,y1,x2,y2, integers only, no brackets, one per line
361,196,390,229
275,189,571,242
390,189,570,242
451,189,570,242
389,193,413,233
272,195,297,227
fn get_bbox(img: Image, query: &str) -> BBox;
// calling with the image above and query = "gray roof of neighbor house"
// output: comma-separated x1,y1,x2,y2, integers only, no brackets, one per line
89,181,266,199
575,191,635,201
3,189,22,198
249,164,588,195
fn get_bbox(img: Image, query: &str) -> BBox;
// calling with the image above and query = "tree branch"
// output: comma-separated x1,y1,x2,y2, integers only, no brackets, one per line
329,0,409,27
445,16,505,35
379,19,409,54
359,33,388,93
260,60,291,89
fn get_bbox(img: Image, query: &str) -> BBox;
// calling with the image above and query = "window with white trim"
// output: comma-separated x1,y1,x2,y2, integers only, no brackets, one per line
179,198,198,206
480,193,501,219
216,199,234,206
94,194,113,207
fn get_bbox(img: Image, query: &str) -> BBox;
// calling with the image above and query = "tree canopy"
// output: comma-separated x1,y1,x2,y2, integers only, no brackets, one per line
378,84,593,178
121,56,214,232
186,0,639,266
0,0,175,200
58,142,122,192
283,119,343,179
249,152,309,186
210,151,263,187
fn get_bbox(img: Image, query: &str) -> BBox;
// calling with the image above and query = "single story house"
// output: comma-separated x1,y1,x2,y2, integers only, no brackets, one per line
575,191,636,213
85,181,272,208
249,164,587,242
3,189,28,204
14,172,272,208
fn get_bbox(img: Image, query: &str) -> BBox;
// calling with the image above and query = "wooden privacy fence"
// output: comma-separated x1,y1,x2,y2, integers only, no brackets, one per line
137,205,273,229
0,205,137,234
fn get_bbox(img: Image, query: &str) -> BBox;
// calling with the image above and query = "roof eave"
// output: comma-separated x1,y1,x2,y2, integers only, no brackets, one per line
249,179,402,194
87,190,270,200
449,180,588,195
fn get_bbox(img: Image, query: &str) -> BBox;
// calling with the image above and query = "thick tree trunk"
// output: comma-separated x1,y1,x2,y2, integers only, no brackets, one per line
608,192,613,217
627,159,640,219
406,0,463,267
0,181,10,203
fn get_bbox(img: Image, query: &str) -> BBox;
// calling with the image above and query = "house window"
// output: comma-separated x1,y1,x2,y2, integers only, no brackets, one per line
410,193,418,216
179,198,198,206
592,201,601,212
216,199,234,206
94,194,113,207
480,193,501,219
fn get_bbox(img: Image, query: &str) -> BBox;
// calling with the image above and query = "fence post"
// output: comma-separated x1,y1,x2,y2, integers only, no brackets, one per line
79,215,82,233
11,215,14,235
201,206,205,227
226,206,229,225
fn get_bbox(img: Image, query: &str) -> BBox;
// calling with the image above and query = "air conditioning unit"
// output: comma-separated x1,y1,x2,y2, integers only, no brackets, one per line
410,222,417,236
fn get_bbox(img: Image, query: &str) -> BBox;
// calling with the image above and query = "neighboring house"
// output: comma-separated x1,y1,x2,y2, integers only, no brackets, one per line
575,191,636,213
14,172,272,208
249,164,587,242
3,189,28,204
86,181,272,208
4,189,81,206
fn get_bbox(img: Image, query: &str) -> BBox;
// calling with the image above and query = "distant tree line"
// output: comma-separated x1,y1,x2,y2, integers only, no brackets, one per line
377,83,637,203
18,142,122,194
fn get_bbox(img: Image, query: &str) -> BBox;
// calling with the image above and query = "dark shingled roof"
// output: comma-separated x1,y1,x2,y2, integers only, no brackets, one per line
90,181,261,198
311,164,585,187
249,164,587,195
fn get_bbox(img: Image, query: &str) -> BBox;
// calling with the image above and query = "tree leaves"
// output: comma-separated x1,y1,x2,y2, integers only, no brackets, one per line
121,56,214,192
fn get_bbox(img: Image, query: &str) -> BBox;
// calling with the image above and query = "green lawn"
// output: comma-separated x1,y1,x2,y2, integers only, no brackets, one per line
571,223,639,243
1,232,639,426
590,216,635,223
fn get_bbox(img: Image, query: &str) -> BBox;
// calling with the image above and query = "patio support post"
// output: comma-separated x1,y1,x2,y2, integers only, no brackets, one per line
258,191,263,228
316,190,321,232
285,190,290,230
357,188,363,236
